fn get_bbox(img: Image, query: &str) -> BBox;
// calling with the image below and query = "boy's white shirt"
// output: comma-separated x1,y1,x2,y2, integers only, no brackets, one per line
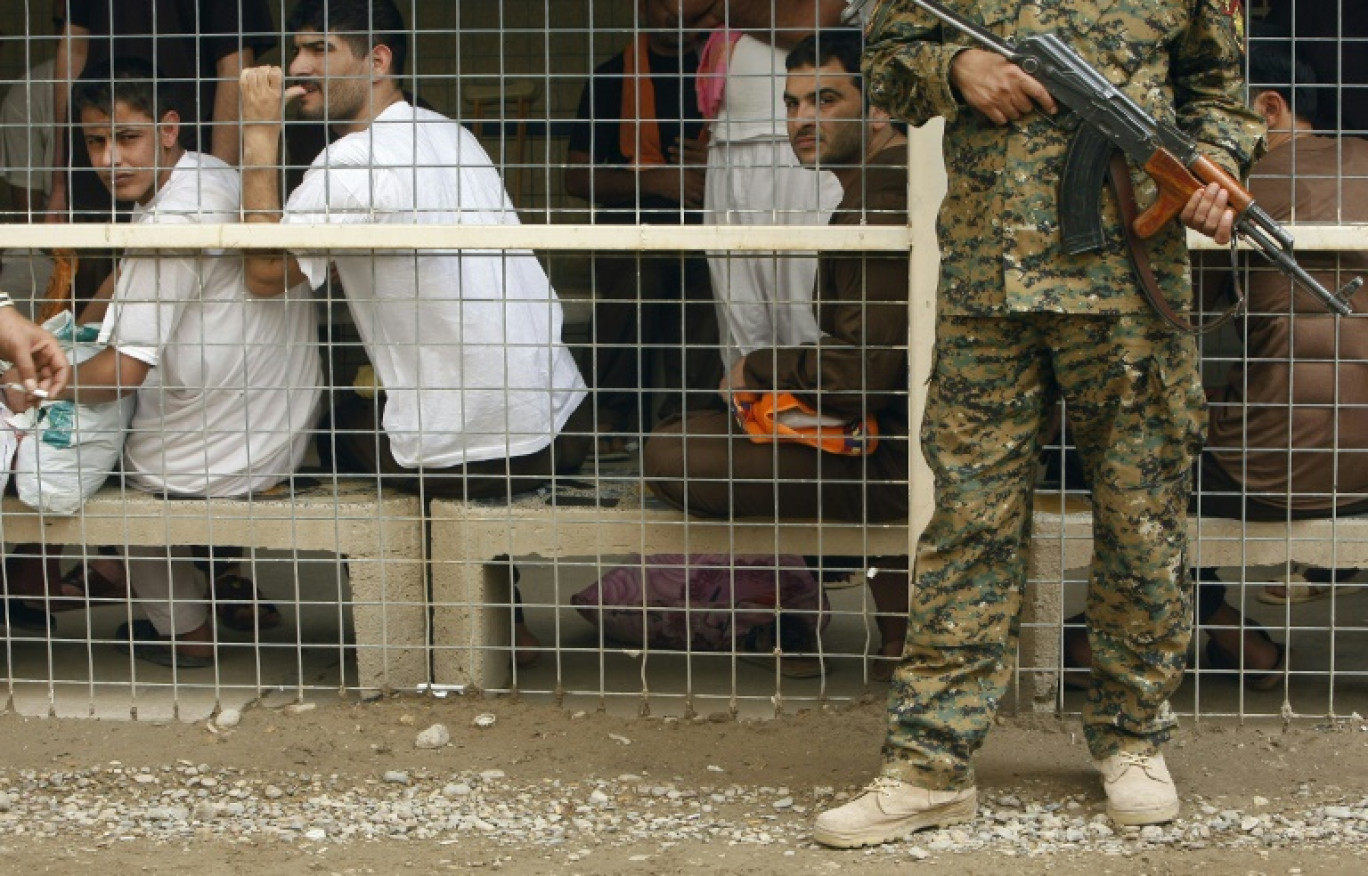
99,151,322,497
283,101,586,469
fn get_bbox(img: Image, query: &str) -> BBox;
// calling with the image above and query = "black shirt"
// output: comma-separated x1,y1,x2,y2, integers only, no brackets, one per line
567,44,705,222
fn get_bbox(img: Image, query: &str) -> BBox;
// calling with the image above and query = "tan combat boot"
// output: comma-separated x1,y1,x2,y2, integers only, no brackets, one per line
812,776,977,848
1095,751,1180,825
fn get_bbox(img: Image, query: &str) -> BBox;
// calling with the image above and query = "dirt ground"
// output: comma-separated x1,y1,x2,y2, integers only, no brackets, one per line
1,694,1366,874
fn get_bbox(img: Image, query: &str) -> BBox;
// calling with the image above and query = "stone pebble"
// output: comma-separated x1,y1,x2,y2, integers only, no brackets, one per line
0,764,1364,857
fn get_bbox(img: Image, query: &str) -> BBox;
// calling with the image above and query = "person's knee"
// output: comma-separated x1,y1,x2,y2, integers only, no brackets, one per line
641,427,684,481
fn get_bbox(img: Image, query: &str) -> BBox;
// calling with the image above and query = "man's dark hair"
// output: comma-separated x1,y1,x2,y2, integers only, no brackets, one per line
1248,38,1319,125
287,0,410,76
71,56,185,126
786,30,863,82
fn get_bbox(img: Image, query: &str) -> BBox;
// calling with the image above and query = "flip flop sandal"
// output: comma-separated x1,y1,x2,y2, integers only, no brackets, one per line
1203,622,1285,692
4,598,55,632
738,621,826,679
53,562,128,608
1254,564,1356,605
591,435,639,463
1257,580,1331,605
211,573,283,633
115,619,215,669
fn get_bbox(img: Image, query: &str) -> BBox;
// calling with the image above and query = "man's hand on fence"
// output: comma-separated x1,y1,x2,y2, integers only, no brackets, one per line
240,66,305,131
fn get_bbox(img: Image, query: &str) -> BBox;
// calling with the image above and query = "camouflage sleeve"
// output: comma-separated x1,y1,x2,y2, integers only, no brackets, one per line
860,0,971,126
1171,0,1266,178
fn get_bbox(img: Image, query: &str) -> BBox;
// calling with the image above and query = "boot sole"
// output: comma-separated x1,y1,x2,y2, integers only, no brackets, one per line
1106,799,1180,826
812,794,977,849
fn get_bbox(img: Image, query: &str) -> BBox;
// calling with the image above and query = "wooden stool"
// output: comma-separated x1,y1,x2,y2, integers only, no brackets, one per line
462,79,542,207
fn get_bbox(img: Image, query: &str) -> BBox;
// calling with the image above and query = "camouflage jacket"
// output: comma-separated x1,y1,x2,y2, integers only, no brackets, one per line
863,0,1265,315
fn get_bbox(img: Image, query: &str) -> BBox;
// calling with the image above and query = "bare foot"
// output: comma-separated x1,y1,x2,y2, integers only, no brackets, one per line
174,622,216,660
1204,603,1279,672
514,621,541,668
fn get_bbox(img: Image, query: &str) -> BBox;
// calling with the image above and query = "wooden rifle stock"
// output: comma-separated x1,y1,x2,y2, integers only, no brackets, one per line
1136,150,1256,239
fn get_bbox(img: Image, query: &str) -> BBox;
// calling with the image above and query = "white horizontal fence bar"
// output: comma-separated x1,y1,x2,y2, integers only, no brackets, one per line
0,221,1364,251
0,222,912,251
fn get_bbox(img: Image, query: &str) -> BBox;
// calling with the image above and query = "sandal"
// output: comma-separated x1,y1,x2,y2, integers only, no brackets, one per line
739,619,825,679
115,619,215,669
3,598,54,632
1257,566,1360,605
592,434,639,463
53,561,128,608
211,573,282,633
1203,621,1285,692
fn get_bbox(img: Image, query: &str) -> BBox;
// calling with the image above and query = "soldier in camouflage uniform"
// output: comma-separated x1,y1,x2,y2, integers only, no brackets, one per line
812,0,1265,848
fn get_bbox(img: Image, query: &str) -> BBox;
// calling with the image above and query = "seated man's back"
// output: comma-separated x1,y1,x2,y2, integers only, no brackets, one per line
284,101,586,470
1206,121,1368,513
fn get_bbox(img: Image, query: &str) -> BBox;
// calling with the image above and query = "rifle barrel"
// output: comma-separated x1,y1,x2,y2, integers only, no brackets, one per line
909,0,1018,58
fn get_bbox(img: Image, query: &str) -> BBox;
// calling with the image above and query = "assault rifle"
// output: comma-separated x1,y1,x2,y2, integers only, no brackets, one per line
896,0,1362,316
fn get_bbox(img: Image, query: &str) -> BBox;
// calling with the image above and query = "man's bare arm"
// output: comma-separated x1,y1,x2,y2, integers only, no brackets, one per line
239,66,308,298
725,0,848,48
46,22,90,220
210,48,256,165
565,146,707,209
44,346,150,406
75,270,117,325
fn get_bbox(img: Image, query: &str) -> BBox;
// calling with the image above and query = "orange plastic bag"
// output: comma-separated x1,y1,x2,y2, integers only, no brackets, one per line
732,390,878,456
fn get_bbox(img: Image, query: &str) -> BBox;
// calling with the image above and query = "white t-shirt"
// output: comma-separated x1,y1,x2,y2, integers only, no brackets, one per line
283,101,587,469
99,152,322,497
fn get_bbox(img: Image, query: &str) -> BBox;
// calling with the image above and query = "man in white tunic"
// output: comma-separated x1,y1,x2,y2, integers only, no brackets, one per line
703,1,847,367
240,0,590,661
27,60,322,666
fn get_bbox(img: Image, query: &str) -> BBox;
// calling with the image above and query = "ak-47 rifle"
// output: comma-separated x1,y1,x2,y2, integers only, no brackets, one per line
892,0,1362,317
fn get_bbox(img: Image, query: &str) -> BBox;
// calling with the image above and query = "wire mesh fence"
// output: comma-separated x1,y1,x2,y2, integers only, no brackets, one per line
0,1,1363,723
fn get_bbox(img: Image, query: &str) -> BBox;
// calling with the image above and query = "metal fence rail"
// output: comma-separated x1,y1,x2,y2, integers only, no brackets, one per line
0,1,1363,722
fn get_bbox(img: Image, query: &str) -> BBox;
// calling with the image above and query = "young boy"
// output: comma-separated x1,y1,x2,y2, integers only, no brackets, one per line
6,58,322,667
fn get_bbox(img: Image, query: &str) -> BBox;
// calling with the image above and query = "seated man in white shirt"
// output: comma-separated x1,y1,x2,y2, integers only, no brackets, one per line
3,59,323,667
239,0,591,662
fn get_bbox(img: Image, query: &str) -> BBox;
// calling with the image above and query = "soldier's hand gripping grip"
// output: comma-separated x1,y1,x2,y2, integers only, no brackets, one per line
1133,151,1255,239
1060,128,1262,253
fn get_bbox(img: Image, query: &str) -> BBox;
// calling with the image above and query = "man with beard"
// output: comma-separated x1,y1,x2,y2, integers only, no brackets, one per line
239,0,591,664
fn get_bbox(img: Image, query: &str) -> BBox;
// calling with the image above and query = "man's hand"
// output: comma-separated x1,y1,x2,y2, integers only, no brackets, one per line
0,308,70,407
643,166,707,208
718,356,749,401
642,136,709,208
239,66,306,130
1180,181,1235,246
949,49,1057,125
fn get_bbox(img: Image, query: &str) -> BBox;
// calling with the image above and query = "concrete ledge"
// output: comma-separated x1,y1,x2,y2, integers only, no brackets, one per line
0,479,429,692
426,484,1076,701
1030,492,1368,571
1025,491,1368,704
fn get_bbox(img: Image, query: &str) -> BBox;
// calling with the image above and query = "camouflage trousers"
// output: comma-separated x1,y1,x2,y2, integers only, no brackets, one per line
881,312,1206,790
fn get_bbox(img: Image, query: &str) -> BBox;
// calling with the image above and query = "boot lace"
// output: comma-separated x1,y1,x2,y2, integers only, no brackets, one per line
862,776,907,797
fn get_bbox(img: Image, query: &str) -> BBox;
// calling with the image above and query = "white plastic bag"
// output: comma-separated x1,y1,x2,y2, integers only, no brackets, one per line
11,312,136,515
0,402,19,495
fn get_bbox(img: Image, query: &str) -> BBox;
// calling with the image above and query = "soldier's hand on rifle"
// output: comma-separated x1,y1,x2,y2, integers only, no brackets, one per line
1180,181,1235,246
949,49,1057,125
